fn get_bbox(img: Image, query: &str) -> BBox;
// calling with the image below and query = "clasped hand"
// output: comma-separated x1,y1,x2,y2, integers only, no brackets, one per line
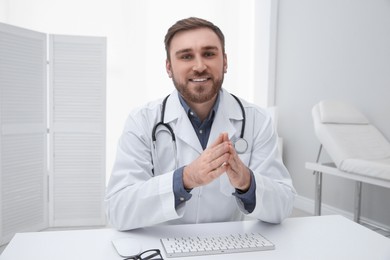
183,132,250,191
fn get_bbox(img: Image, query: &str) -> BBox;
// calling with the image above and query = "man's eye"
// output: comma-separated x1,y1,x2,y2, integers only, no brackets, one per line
181,54,192,60
204,52,215,57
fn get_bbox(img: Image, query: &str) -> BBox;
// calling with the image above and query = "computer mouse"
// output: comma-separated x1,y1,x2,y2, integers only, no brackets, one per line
111,237,142,257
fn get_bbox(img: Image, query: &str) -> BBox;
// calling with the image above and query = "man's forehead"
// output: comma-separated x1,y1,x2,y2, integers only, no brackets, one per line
170,28,222,51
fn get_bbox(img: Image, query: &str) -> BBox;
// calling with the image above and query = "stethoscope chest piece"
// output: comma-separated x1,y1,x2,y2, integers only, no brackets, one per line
234,138,248,154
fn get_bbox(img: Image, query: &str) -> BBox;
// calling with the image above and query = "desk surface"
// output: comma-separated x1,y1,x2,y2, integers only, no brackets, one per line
1,215,389,260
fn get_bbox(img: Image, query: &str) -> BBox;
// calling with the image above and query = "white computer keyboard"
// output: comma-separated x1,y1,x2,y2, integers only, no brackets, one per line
160,232,275,258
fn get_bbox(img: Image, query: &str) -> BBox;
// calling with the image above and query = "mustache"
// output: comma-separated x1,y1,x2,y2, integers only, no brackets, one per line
189,72,212,78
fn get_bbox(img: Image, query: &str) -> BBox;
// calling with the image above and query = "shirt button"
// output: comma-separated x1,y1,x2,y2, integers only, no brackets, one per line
199,130,203,134
180,197,185,201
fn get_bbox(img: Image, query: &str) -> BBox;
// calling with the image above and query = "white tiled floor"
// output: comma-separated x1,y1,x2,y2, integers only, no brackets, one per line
0,241,7,254
361,222,390,238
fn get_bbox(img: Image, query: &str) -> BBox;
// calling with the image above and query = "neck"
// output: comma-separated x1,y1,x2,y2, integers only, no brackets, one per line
187,96,217,122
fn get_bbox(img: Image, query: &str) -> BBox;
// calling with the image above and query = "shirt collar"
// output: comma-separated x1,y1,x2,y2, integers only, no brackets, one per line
178,93,220,121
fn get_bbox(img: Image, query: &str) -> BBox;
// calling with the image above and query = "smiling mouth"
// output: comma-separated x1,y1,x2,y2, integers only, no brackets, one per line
189,77,210,82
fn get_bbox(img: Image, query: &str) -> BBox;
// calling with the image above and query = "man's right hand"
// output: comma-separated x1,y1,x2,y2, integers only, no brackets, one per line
183,132,231,189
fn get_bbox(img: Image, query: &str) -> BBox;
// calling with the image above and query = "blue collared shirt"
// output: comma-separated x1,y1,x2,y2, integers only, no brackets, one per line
172,93,256,213
178,94,218,150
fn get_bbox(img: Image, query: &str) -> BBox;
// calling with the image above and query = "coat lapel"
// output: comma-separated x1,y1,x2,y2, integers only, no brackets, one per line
208,90,242,147
163,89,243,153
164,91,203,154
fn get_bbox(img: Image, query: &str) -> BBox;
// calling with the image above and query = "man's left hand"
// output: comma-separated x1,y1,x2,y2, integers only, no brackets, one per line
222,134,251,192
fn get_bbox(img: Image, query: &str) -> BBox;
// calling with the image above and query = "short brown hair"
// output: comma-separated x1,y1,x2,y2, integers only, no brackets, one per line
164,17,225,60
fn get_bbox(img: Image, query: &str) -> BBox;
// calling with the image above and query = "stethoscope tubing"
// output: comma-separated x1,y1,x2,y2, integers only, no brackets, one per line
230,94,245,140
152,93,248,173
152,95,175,143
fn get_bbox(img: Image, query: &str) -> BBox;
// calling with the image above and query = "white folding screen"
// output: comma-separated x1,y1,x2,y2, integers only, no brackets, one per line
0,23,106,245
0,23,48,245
49,35,106,227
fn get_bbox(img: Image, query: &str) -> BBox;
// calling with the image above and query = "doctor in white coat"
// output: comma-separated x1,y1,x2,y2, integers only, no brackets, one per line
105,17,296,231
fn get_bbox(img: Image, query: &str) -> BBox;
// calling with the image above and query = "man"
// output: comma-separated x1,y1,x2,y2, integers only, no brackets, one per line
105,17,296,231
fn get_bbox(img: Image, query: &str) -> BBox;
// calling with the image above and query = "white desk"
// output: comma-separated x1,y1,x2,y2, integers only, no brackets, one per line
1,215,389,260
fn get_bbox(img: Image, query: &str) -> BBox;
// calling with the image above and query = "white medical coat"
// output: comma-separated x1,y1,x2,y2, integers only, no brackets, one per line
105,89,296,231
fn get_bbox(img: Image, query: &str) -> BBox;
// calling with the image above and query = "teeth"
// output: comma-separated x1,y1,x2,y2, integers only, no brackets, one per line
192,78,207,82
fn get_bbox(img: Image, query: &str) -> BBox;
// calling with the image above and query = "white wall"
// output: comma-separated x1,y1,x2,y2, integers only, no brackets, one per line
0,0,275,181
276,0,390,227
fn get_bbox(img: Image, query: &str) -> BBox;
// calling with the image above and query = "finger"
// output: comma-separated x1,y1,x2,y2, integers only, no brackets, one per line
208,152,230,171
229,141,238,157
209,133,225,148
226,159,238,178
204,141,231,163
221,132,229,142
226,145,240,172
208,164,228,179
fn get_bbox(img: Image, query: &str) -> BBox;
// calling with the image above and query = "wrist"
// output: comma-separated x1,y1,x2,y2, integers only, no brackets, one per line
236,170,251,192
182,166,194,190
236,184,250,193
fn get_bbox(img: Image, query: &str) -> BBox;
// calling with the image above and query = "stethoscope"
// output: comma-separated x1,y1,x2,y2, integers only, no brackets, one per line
152,93,248,169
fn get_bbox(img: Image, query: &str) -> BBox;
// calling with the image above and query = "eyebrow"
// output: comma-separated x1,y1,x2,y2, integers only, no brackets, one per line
174,46,220,56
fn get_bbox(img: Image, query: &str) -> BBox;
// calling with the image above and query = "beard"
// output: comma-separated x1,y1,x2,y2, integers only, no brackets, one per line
171,71,224,104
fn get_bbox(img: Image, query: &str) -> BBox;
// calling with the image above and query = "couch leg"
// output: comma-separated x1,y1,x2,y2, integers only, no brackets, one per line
354,181,362,223
314,171,322,216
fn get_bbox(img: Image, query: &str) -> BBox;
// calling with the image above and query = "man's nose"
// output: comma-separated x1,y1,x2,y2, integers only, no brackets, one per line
192,57,207,72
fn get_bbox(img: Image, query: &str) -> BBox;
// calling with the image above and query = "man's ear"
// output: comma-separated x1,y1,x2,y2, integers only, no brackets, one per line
166,59,172,78
223,53,228,73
